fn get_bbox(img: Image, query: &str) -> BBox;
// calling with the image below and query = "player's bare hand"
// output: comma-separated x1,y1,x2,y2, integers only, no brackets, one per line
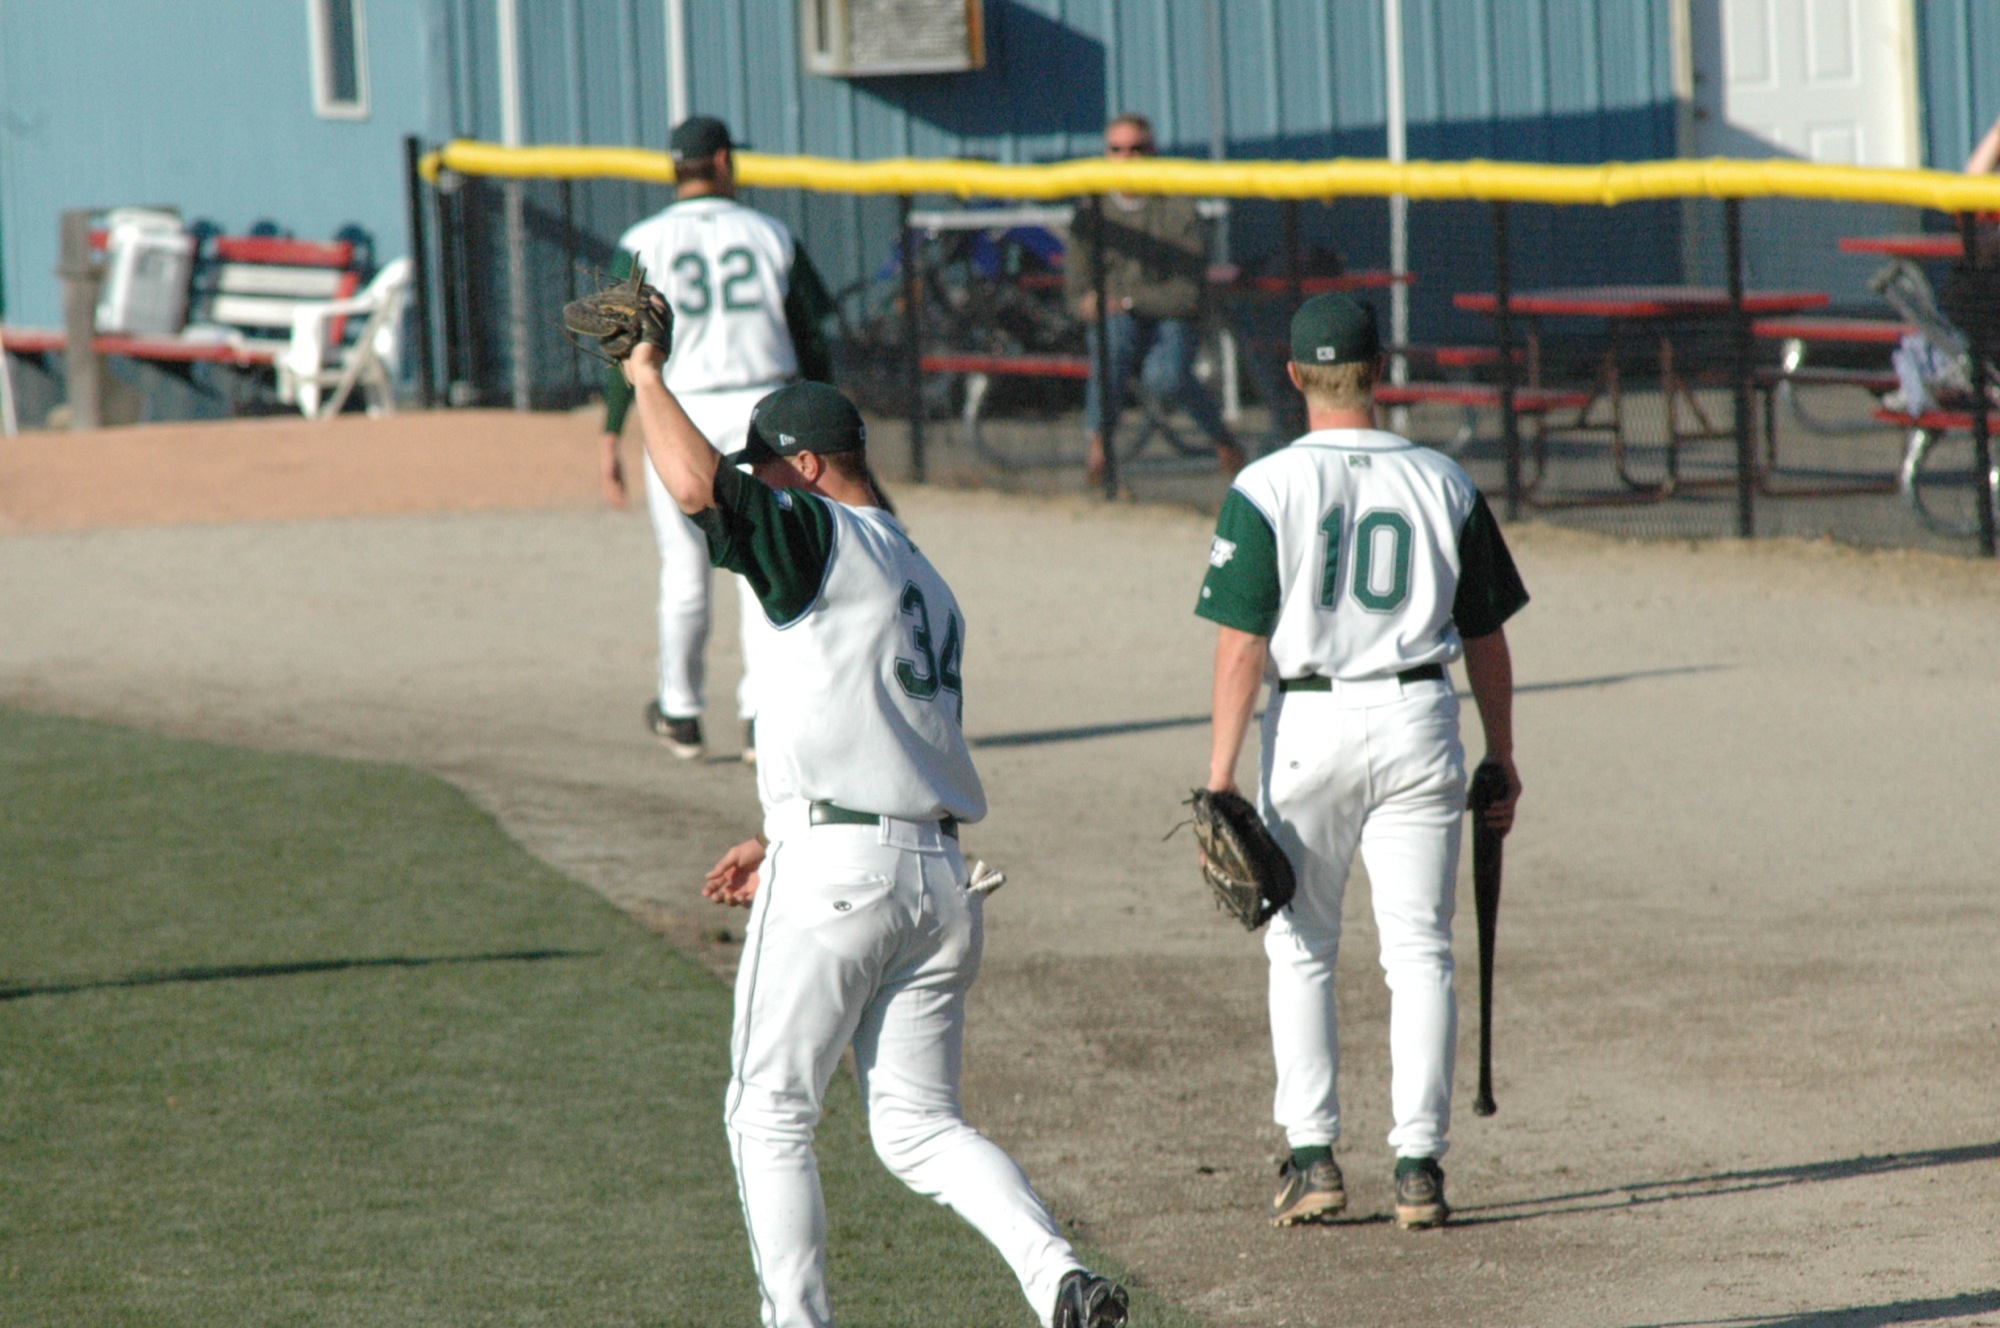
623,339,665,384
703,837,766,908
599,434,628,509
1480,757,1522,835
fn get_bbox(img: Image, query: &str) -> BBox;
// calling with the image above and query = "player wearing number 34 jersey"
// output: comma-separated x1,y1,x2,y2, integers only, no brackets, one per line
1197,294,1527,1232
619,357,1129,1328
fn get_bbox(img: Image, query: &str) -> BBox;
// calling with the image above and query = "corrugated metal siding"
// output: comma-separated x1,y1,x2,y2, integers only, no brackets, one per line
3,0,1687,402
488,0,1688,384
1918,0,2000,171
0,0,432,329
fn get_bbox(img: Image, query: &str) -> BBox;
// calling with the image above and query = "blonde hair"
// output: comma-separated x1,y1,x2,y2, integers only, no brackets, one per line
1292,359,1377,411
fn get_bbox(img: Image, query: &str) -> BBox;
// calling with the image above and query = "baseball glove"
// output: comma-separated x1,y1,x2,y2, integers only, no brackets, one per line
562,262,673,366
1184,788,1296,930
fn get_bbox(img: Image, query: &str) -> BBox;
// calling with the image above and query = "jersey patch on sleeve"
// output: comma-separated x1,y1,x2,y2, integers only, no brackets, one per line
1194,488,1281,636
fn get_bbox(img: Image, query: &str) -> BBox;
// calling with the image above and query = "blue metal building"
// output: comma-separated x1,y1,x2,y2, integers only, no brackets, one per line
5,1,1999,408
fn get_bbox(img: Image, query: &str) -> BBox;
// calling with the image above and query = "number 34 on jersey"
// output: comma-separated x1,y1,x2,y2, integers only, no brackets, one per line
894,581,964,721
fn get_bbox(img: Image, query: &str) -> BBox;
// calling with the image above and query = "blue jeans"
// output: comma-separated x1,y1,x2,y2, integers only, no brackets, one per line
1083,312,1230,443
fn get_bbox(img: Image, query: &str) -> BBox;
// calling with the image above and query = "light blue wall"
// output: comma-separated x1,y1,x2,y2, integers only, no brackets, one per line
0,0,436,326
14,0,1947,402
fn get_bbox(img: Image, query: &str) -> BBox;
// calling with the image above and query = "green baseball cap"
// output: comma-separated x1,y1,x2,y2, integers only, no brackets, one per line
726,382,868,467
670,115,739,162
1290,293,1381,366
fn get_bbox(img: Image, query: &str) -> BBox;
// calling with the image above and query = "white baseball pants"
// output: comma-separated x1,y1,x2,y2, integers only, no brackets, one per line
725,816,1083,1328
642,383,777,721
1259,675,1466,1160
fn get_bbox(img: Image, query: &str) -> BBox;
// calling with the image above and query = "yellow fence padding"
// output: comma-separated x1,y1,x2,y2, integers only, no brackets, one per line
423,140,2000,213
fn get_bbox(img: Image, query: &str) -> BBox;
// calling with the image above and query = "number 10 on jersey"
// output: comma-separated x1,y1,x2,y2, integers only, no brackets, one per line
1318,506,1413,613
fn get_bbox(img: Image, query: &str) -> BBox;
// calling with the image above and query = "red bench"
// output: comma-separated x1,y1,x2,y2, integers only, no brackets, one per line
2,236,364,367
1752,315,1910,345
1,235,368,426
1374,383,1589,413
918,352,1087,380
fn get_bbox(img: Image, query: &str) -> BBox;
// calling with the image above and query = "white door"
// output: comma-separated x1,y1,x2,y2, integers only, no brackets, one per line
1683,0,1918,295
1690,0,1918,166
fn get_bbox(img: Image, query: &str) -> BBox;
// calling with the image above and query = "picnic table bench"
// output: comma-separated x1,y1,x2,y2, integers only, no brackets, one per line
0,234,405,428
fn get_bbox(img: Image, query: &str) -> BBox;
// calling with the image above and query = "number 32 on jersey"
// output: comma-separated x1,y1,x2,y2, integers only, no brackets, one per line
1318,506,1413,613
894,582,964,720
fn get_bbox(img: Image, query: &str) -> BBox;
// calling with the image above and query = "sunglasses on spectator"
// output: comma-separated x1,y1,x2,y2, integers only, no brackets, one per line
1107,139,1155,155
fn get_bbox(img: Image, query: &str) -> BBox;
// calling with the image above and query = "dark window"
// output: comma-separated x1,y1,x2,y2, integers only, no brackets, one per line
313,0,368,117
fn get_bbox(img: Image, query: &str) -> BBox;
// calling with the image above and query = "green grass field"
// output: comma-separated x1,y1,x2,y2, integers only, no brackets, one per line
0,709,1187,1326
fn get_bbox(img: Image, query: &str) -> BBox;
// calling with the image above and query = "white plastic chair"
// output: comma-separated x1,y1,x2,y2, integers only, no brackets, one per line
276,257,413,420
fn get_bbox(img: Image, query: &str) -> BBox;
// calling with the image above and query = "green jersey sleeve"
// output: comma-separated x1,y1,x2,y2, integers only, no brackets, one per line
783,247,837,385
696,466,838,626
1194,488,1281,636
1452,492,1530,639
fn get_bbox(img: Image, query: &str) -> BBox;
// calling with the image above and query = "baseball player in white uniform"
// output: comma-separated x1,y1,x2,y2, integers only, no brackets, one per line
599,115,835,761
618,348,1130,1328
1195,294,1526,1231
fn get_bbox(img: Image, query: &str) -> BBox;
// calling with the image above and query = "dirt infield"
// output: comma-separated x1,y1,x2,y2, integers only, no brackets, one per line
4,411,1998,1327
0,408,616,532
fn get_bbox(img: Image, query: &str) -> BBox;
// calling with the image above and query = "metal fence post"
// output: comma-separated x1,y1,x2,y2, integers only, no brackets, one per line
1726,198,1754,538
1491,201,1521,520
1089,194,1117,498
435,169,469,406
900,195,926,483
561,177,582,400
504,178,531,410
57,209,103,431
402,135,436,409
1959,213,1998,558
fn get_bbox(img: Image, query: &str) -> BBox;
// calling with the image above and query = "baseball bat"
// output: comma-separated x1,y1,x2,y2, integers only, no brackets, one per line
1466,759,1511,1117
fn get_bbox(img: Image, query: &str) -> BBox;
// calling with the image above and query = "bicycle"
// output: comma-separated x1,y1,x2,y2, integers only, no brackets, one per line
1898,420,2000,537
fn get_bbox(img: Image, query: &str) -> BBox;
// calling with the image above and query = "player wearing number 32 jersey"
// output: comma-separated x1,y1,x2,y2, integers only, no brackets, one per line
1196,294,1527,1233
619,359,1130,1328
601,115,834,762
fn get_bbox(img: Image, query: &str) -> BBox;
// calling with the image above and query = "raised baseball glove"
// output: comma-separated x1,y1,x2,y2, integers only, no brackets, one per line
562,262,673,366
1184,788,1296,930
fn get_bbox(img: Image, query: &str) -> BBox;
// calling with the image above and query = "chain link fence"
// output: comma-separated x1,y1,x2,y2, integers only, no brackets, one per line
408,144,2000,558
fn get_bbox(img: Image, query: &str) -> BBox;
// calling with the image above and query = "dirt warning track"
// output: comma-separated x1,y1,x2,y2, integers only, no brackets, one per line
4,410,1997,1327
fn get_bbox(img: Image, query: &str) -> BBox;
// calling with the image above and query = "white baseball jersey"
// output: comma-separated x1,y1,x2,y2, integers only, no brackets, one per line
618,196,800,394
696,467,986,824
1196,428,1524,679
705,455,1084,1328
1196,422,1528,1167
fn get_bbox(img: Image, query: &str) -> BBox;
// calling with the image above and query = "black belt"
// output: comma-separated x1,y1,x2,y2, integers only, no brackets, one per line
809,801,959,839
1279,663,1446,692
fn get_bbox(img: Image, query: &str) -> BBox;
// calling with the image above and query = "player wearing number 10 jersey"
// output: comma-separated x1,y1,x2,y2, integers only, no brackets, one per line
600,115,835,762
1196,294,1527,1232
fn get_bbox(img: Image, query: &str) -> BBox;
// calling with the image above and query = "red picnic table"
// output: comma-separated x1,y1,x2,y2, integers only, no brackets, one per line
1837,234,1965,261
1453,285,1830,498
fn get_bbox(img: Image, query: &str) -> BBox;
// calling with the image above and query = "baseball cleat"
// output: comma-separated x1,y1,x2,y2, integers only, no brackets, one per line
1053,1269,1129,1328
644,702,704,760
1393,1156,1449,1230
1270,1155,1346,1226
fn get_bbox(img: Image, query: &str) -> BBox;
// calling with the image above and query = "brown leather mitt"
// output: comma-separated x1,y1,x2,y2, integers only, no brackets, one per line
562,261,673,365
1185,788,1297,930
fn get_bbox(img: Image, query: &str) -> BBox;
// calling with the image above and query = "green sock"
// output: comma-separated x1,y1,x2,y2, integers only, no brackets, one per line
1291,1144,1333,1169
1395,1155,1437,1177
